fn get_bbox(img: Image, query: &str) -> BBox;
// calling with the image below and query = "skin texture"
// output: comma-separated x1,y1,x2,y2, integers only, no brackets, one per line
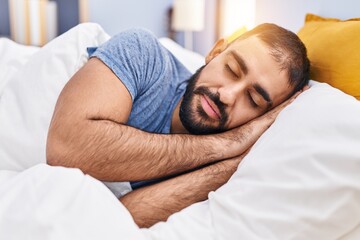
46,35,301,227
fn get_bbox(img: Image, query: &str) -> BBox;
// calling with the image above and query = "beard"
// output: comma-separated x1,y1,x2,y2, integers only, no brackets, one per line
179,65,229,135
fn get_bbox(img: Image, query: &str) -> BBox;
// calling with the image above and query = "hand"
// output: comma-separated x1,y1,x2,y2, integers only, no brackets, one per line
220,87,308,158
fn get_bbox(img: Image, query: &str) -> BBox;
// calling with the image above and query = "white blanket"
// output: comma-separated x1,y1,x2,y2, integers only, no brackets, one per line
0,164,145,240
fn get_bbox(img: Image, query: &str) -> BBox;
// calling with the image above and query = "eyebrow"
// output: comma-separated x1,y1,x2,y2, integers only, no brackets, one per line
229,51,248,75
254,83,273,108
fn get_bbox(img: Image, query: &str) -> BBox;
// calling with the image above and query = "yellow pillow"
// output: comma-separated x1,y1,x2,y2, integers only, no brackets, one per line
298,13,360,100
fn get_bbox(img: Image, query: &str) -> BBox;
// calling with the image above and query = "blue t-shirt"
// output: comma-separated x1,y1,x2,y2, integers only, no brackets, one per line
89,28,191,134
88,28,192,194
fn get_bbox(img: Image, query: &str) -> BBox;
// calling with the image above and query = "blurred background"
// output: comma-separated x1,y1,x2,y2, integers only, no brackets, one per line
0,0,359,55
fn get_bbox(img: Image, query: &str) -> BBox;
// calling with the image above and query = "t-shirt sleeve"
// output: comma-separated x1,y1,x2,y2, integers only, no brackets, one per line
89,28,168,101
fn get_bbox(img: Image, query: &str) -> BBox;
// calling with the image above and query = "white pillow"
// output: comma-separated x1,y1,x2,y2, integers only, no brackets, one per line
0,23,110,171
145,81,360,240
0,38,39,95
158,37,205,73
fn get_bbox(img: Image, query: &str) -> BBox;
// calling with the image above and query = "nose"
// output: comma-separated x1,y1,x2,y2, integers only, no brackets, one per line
218,82,245,107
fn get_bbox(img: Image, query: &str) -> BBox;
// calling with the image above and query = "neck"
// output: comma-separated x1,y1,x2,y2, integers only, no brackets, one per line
170,98,188,134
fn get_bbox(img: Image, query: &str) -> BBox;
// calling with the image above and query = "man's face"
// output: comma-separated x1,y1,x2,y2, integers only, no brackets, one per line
180,36,293,135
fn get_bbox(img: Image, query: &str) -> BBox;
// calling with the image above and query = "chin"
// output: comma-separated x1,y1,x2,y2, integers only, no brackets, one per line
183,117,226,135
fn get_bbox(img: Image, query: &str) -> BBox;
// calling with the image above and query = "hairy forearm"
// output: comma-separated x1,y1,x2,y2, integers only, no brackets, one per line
120,156,242,228
48,118,233,181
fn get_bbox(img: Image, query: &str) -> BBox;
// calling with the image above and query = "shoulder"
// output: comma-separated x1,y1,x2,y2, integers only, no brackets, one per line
96,27,170,66
124,27,158,40
107,28,160,51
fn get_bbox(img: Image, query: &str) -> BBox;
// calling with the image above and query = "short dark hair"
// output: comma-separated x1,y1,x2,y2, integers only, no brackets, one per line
235,23,310,95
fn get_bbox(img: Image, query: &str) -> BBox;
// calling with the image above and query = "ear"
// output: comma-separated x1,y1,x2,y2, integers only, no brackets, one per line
205,38,228,64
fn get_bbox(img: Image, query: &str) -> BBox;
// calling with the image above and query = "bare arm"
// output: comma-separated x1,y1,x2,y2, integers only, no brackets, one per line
47,58,293,181
120,153,245,228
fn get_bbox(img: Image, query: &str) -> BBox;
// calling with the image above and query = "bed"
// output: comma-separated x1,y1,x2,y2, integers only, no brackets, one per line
0,15,360,240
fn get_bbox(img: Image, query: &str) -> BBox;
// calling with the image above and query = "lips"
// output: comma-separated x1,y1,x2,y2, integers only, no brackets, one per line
200,94,221,120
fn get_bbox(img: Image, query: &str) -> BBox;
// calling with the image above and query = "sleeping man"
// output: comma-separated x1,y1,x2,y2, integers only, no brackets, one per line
46,23,310,227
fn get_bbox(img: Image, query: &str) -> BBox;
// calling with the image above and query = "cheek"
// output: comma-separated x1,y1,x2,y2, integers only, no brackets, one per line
227,103,260,128
197,69,223,87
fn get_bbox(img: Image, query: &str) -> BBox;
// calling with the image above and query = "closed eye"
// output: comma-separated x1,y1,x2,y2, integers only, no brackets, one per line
225,64,238,78
247,91,259,108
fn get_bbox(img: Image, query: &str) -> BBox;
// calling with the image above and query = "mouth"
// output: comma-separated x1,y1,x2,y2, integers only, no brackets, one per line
200,94,221,120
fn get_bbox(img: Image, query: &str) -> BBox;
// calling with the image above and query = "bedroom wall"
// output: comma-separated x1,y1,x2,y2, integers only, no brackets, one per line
1,0,359,54
0,0,79,37
86,0,360,55
87,0,216,56
54,0,79,35
192,0,217,56
87,0,173,38
255,0,360,33
0,0,10,37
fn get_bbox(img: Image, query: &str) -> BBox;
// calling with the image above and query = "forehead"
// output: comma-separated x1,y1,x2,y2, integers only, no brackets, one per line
225,36,293,106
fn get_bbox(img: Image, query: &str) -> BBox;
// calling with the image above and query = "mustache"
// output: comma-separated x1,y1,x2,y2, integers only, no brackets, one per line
193,86,228,124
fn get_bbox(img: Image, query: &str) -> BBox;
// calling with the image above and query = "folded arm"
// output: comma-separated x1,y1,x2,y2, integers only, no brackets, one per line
47,58,291,182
